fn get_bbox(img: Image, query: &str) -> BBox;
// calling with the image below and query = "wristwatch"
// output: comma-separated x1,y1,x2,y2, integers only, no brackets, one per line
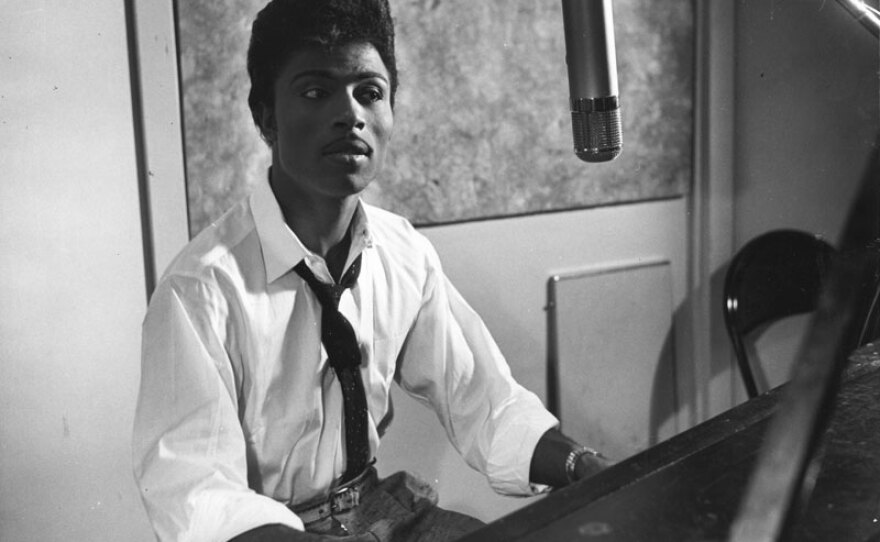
564,446,601,483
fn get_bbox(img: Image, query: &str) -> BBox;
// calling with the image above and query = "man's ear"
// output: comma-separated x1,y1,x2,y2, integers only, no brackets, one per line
259,105,277,145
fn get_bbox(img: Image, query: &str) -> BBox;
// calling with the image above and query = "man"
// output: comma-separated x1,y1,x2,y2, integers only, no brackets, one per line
132,1,610,540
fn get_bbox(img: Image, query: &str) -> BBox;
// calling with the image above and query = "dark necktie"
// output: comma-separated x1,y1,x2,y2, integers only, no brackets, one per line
294,255,370,483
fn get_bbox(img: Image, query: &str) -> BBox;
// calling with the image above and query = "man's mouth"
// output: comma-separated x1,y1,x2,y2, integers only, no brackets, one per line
323,138,372,158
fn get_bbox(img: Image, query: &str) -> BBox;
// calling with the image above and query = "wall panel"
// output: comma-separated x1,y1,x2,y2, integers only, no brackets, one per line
0,2,154,540
548,260,678,460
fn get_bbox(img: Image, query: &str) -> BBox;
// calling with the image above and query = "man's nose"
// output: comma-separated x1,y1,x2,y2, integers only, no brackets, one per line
333,93,366,130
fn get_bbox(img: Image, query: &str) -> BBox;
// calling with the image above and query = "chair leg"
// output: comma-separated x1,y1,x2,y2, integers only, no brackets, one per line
732,336,759,398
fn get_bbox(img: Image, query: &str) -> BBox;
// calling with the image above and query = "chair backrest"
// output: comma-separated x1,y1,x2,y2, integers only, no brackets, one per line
723,229,836,398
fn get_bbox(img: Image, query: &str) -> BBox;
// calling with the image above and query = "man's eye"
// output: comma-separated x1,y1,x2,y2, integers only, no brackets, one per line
357,86,384,104
301,88,327,100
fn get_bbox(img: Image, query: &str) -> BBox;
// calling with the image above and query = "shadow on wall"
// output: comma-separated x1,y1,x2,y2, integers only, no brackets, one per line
649,327,678,447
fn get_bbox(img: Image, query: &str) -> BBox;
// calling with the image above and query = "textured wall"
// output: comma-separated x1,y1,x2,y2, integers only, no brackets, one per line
178,0,693,235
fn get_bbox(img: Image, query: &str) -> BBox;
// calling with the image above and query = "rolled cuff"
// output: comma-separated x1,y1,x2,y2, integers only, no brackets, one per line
485,403,560,496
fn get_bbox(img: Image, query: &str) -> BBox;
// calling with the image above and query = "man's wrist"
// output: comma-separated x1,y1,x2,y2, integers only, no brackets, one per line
564,446,601,483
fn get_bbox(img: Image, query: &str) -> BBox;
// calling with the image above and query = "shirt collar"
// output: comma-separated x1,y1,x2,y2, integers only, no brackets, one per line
250,174,375,284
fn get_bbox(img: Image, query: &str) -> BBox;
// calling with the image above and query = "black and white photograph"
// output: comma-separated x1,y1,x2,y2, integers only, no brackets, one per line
1,1,879,540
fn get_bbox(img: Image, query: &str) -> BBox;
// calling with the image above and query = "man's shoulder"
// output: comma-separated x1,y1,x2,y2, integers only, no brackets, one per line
160,196,258,287
360,203,446,287
362,203,432,253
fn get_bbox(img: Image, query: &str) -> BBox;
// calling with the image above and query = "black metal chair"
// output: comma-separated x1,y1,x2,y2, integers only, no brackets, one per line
723,229,837,398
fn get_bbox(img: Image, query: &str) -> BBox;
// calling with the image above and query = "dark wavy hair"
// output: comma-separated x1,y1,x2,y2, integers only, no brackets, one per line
246,0,398,140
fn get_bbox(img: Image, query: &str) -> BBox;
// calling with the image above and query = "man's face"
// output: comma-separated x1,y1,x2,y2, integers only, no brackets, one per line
265,41,394,201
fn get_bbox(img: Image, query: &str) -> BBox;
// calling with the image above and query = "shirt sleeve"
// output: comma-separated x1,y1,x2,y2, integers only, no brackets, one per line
395,241,560,497
132,276,304,542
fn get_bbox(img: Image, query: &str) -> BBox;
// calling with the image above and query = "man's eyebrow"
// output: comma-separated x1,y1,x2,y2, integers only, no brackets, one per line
289,69,389,85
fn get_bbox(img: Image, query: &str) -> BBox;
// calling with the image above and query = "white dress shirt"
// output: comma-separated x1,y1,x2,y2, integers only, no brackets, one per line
132,177,559,542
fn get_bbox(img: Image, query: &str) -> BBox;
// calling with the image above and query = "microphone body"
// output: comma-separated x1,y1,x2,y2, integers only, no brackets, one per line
561,0,622,162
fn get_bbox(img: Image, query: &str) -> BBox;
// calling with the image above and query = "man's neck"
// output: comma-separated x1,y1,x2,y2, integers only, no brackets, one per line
269,172,359,282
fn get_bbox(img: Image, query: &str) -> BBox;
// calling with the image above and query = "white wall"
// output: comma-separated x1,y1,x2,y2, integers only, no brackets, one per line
0,2,154,540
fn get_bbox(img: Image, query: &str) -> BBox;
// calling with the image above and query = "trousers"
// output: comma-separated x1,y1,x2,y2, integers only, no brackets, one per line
303,470,485,542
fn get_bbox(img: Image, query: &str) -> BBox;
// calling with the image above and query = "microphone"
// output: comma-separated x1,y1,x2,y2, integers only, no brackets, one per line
561,0,622,162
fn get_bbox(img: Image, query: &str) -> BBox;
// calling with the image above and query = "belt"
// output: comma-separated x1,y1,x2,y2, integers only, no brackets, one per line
290,466,377,525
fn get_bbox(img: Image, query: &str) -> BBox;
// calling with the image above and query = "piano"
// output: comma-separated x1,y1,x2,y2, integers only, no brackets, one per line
459,344,880,541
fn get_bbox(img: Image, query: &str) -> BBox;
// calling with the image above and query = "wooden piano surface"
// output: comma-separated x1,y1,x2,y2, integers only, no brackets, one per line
461,344,880,542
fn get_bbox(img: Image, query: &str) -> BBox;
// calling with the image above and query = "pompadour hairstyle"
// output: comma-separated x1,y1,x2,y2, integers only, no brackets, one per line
246,0,398,139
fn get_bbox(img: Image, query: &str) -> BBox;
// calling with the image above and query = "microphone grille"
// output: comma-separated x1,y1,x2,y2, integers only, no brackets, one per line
571,98,622,163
